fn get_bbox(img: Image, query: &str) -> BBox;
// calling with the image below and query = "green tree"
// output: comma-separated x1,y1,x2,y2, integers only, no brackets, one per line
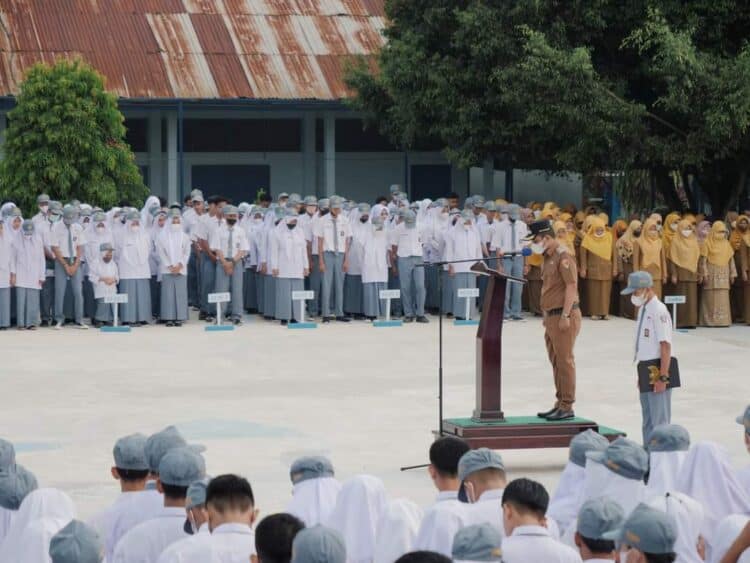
347,0,750,215
0,58,148,213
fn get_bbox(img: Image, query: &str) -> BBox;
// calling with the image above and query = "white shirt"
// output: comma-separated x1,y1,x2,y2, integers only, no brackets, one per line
271,227,308,279
210,225,249,261
361,228,389,284
314,213,351,254
393,223,424,258
172,523,256,562
50,222,87,258
116,228,152,279
89,490,160,562
635,297,672,362
491,219,529,254
0,233,12,289
157,523,212,563
502,525,583,563
107,489,165,557
465,488,505,538
113,506,187,563
413,491,469,557
446,226,483,273
88,259,119,299
156,228,191,276
11,235,45,289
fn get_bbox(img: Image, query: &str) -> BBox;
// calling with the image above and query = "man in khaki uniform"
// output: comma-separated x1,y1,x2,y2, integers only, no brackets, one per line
525,220,581,421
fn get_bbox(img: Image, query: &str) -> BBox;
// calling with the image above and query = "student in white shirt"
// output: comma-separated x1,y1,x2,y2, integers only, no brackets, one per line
457,448,507,537
492,204,529,320
255,513,305,563
447,210,484,320
210,205,249,325
88,242,119,327
115,210,153,326
11,220,45,329
31,193,50,228
393,210,428,323
196,196,226,322
157,209,191,327
315,196,352,322
299,196,320,317
501,478,583,563
0,217,12,329
51,205,88,329
40,203,62,327
361,215,390,320
156,478,211,563
573,498,624,563
272,211,309,325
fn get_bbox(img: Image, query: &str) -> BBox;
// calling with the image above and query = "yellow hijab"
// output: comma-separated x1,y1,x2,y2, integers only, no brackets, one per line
729,215,750,250
668,219,700,273
702,221,734,266
554,220,575,256
662,212,681,252
638,218,663,268
581,217,613,261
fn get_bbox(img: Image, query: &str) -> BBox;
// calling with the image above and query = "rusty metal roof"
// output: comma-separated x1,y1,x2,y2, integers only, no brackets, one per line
0,0,386,100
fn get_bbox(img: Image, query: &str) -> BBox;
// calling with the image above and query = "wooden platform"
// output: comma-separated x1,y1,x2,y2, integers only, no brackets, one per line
439,416,625,449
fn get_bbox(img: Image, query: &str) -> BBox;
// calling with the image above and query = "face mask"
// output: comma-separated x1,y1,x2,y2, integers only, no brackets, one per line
226,218,237,226
39,205,48,213
287,223,296,230
170,223,181,231
656,224,663,232
102,255,112,263
633,230,642,237
681,229,692,237
360,216,369,223
320,209,329,216
594,230,605,238
531,242,545,255
63,218,73,226
441,211,449,218
463,223,471,231
50,215,61,224
130,224,139,232
670,223,678,231
96,225,105,234
631,294,646,307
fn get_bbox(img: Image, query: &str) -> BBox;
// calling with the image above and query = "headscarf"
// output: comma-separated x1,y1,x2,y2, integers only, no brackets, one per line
612,218,628,239
697,221,711,245
617,220,641,261
325,475,388,563
372,499,423,563
141,195,161,228
121,216,149,265
547,462,585,536
286,476,342,527
730,214,750,250
554,220,574,256
668,219,700,273
581,457,645,518
701,221,734,266
647,492,704,563
159,215,185,266
598,212,610,227
662,212,682,253
638,217,663,268
581,216,613,261
646,450,689,499
711,515,750,563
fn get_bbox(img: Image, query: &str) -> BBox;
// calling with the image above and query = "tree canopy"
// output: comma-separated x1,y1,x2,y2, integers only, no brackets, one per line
0,59,148,213
346,0,750,214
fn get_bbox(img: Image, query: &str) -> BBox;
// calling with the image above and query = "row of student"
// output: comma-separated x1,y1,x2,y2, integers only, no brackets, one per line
0,404,749,562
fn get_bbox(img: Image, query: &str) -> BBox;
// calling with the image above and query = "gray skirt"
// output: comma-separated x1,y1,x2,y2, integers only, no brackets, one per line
344,274,363,315
161,273,188,321
151,275,161,318
118,278,152,323
441,269,453,313
256,273,265,315
275,277,304,321
95,297,114,322
0,287,10,327
15,287,40,327
264,274,276,317
425,264,440,310
363,282,385,318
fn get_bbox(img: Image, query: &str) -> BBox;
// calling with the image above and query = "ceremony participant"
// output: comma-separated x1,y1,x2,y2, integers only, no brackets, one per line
11,220,45,329
603,503,677,563
699,221,737,326
737,405,750,493
307,197,326,318
527,220,581,421
290,525,346,563
645,424,690,498
646,491,705,563
156,209,190,327
243,206,264,313
196,195,225,322
621,271,674,444
88,242,119,327
633,218,668,299
50,206,88,329
262,207,284,320
0,218,12,329
667,219,701,328
394,210,429,323
116,210,152,326
580,216,616,320
457,448,507,536
373,499,423,563
255,513,305,563
413,436,470,556
492,204,527,320
49,519,104,563
285,456,341,527
501,478,583,563
112,447,206,563
148,207,167,320
272,211,309,325
184,192,204,309
40,204,61,326
573,497,624,563
616,220,641,319
361,214,389,320
736,215,750,325
344,202,369,318
31,193,50,227
211,205,248,325
451,523,503,562
447,210,483,320
316,196,351,322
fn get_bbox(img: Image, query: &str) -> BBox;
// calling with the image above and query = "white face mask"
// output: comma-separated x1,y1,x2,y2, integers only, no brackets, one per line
530,242,545,255
130,224,139,233
170,223,181,232
594,230,605,238
681,229,692,237
463,223,471,231
670,222,678,231
631,293,646,307
96,225,105,234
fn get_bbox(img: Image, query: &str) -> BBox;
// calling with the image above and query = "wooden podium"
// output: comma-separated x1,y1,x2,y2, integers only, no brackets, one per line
438,260,623,449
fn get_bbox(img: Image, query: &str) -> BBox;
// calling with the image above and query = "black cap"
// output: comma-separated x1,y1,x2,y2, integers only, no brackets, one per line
524,220,554,241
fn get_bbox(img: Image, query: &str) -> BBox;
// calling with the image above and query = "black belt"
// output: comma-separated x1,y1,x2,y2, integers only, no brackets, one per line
545,303,579,317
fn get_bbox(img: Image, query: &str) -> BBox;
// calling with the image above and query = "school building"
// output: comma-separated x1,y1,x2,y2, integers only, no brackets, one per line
0,1,581,206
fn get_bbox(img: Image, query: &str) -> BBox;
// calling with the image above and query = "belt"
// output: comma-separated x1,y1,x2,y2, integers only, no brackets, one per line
544,303,579,317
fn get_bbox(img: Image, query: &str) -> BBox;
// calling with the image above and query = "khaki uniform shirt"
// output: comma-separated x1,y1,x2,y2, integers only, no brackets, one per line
540,247,578,311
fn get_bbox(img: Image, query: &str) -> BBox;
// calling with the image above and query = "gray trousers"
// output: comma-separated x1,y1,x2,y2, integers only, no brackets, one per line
200,256,216,314
0,287,10,327
321,251,345,318
344,274,363,315
441,269,453,314
398,256,426,318
256,273,265,315
40,260,55,322
640,389,672,444
54,261,83,324
308,257,321,316
188,247,200,307
503,255,524,318
83,276,96,319
16,287,40,327
215,262,243,320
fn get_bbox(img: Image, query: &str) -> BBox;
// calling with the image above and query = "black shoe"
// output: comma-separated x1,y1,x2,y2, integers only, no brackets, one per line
446,313,454,319
335,316,351,323
403,317,415,323
166,321,175,327
323,317,332,323
280,320,288,326
232,318,242,326
546,409,575,421
416,316,429,323
537,407,558,419
290,319,298,324
205,316,215,323
199,312,207,320
174,321,182,327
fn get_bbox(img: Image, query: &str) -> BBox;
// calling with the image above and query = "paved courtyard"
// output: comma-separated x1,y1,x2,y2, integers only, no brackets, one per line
1,314,748,519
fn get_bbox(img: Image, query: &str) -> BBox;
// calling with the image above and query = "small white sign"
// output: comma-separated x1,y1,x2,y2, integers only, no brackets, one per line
208,292,231,303
664,295,686,305
292,290,315,301
104,294,129,304
457,288,480,298
379,289,400,299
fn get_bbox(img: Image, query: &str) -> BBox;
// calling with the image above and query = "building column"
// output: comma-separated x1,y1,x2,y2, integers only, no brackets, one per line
166,112,178,205
323,112,335,197
147,111,162,198
303,113,316,196
483,157,494,200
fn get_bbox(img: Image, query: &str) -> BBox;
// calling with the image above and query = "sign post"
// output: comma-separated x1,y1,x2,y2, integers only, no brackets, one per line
455,287,480,326
374,289,402,327
101,294,130,332
206,292,234,331
289,290,317,329
664,295,687,333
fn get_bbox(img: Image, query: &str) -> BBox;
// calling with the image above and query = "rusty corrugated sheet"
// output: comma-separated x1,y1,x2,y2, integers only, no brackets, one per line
0,0,385,100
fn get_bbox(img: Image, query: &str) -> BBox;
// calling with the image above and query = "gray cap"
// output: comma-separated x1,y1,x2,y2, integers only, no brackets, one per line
0,438,15,470
621,271,654,295
577,497,625,540
357,203,371,214
290,456,335,484
587,437,648,480
99,242,114,253
0,464,38,509
223,205,239,217
126,210,140,222
93,211,106,223
291,525,346,563
647,424,690,453
304,196,318,206
190,189,203,198
21,219,34,234
145,425,195,473
10,207,22,218
50,201,63,212
330,196,343,210
318,198,330,210
485,201,497,212
474,199,486,209
49,520,103,563
452,523,503,561
37,194,51,204
158,447,206,487
192,194,204,203
289,193,302,204
186,477,210,509
168,208,181,219
62,205,77,220
736,405,750,435
80,207,93,217
461,209,474,222
569,430,610,467
113,433,149,471
278,192,290,199
458,448,505,482
404,210,417,227
389,184,401,194
603,503,677,554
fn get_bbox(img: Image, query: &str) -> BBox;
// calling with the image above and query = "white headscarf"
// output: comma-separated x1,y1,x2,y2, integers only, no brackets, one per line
373,499,423,563
582,458,646,517
676,442,750,545
646,451,689,499
285,477,342,527
0,488,76,562
141,195,161,227
122,217,149,265
648,492,704,563
159,216,186,266
325,475,388,563
710,515,750,563
547,462,585,536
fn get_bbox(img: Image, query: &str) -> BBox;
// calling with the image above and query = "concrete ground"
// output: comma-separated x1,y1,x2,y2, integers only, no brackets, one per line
1,313,748,520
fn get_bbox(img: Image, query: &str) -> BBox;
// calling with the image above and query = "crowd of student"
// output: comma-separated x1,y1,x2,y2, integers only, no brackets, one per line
0,187,749,330
1,406,750,563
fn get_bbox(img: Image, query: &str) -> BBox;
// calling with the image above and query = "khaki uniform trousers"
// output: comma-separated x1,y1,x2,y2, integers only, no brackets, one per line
543,308,581,411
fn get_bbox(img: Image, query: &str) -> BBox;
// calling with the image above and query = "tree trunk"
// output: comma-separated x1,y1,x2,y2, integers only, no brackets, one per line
653,166,683,211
